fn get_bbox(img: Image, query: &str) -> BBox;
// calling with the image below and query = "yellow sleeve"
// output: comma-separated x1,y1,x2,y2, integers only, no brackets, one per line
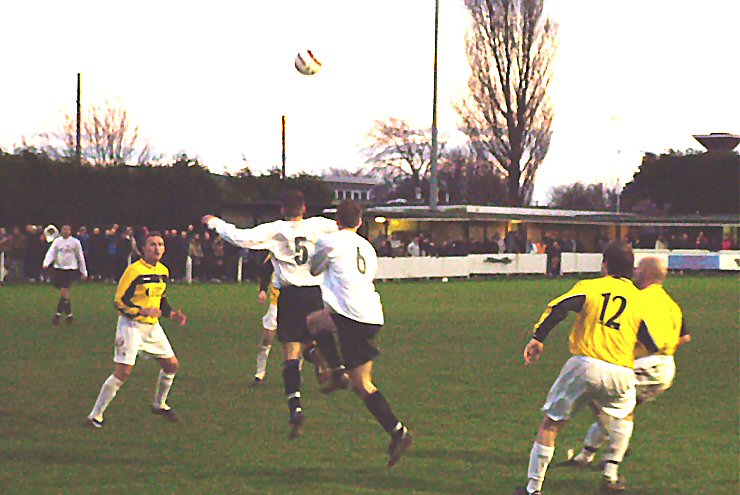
114,265,141,317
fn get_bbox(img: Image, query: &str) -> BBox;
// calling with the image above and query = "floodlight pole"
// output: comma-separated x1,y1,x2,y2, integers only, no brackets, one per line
429,0,440,210
76,73,82,165
281,115,286,179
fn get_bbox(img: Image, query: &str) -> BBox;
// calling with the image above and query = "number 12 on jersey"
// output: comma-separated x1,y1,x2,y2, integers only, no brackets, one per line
599,292,627,330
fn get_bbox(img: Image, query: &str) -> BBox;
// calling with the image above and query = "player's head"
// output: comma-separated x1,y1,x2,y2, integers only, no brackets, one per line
336,200,362,230
634,256,667,289
601,240,634,278
60,225,72,238
143,231,166,264
280,190,306,219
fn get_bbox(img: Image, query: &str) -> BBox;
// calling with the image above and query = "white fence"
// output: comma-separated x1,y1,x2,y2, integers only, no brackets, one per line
375,250,740,280
2,250,737,284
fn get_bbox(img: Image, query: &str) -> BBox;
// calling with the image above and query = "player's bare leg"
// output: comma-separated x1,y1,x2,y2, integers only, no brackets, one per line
307,308,349,393
86,363,134,428
253,328,275,386
151,356,180,422
282,341,306,439
348,362,412,467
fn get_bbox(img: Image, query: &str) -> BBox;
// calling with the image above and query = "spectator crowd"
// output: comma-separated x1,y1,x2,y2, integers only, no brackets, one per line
0,223,735,283
0,224,245,283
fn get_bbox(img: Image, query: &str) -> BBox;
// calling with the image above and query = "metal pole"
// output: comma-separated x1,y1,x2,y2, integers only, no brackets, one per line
281,115,286,179
429,0,440,210
76,73,82,165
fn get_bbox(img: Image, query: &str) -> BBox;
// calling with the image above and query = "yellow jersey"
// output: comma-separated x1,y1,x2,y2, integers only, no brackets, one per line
114,259,171,325
634,284,683,358
533,276,654,369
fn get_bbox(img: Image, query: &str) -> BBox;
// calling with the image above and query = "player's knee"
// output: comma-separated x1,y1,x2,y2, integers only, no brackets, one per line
162,357,179,374
114,367,133,381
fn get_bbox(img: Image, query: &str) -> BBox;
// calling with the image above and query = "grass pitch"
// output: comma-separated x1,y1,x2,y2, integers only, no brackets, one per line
0,276,736,495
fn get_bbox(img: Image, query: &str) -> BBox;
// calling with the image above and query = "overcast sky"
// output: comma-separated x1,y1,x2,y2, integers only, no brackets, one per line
1,0,737,203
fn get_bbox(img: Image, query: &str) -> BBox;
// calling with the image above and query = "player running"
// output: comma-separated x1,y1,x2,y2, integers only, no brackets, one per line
513,241,659,495
307,200,413,467
85,231,187,428
203,190,337,439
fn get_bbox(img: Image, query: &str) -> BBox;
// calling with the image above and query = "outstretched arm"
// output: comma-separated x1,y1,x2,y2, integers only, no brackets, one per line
203,216,277,250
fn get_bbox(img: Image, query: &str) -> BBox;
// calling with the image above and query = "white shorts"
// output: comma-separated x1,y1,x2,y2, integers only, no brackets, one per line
542,356,636,421
262,303,278,331
634,355,675,404
114,316,175,366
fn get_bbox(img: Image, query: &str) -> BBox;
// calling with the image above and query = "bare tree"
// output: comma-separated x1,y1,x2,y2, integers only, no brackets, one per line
362,117,445,187
457,0,557,206
28,101,154,166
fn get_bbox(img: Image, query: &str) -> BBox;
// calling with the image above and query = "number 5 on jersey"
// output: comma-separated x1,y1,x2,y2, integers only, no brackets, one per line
294,237,308,265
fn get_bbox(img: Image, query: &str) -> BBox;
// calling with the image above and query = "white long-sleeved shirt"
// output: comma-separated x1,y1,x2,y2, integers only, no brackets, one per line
43,236,87,277
208,216,338,289
310,229,384,325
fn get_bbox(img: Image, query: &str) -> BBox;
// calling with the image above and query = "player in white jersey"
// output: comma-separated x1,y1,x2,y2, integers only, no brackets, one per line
203,190,337,439
307,200,412,467
42,225,88,325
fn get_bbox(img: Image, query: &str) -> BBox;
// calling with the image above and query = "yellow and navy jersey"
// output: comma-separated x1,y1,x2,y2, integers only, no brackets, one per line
634,284,685,358
258,253,280,305
533,276,658,369
114,259,171,324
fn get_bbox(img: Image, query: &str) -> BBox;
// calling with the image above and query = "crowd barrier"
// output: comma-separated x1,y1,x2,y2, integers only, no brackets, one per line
1,250,737,284
375,250,740,280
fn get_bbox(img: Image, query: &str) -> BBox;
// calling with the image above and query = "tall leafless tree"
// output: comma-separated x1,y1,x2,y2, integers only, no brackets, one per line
29,101,154,166
362,117,445,187
457,0,557,206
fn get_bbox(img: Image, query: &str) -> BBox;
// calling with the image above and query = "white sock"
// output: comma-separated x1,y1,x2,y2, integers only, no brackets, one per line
255,344,271,379
603,418,634,480
526,442,555,493
576,421,607,461
89,374,124,422
153,370,176,409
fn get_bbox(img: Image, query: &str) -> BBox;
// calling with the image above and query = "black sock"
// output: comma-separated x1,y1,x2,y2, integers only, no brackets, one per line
64,299,72,316
283,359,302,413
314,333,342,370
364,390,402,436
56,298,66,315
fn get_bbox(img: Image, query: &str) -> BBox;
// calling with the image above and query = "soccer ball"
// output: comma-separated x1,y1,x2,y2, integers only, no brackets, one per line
295,50,322,76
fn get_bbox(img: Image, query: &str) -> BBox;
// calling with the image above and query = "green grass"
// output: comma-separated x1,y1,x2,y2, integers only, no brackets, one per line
0,276,737,495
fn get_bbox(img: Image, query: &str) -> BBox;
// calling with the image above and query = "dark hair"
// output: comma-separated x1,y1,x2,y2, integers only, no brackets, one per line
145,230,164,242
602,240,634,278
280,190,305,218
336,200,362,229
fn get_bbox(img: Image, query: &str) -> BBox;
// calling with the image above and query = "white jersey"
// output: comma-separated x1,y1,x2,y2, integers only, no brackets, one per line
43,236,87,277
310,229,384,325
208,216,337,289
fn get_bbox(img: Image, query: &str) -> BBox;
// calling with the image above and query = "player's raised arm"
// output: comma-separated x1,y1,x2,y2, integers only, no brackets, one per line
203,215,277,250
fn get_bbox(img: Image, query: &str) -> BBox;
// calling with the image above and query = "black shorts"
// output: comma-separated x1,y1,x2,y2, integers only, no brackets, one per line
51,269,80,289
330,312,382,369
276,285,324,344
